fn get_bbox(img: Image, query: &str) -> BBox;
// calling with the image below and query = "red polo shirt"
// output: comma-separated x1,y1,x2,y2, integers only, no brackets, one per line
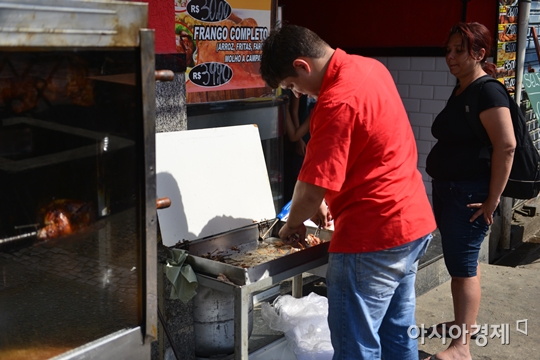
298,49,436,253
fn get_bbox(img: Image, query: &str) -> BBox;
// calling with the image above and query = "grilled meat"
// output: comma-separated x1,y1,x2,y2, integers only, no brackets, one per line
37,199,92,240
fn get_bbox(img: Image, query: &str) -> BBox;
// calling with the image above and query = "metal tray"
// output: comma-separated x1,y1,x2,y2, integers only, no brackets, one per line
174,219,331,285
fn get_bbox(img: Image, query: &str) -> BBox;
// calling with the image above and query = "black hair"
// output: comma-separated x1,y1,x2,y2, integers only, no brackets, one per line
260,24,329,89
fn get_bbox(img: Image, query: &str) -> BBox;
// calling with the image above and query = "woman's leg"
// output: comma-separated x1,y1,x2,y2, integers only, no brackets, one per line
437,273,481,359
452,264,481,335
431,180,489,359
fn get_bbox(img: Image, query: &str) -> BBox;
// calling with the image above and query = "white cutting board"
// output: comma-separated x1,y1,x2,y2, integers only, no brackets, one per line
155,124,276,246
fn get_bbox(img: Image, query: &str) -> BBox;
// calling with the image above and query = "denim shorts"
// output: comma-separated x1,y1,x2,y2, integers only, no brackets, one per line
432,178,490,277
326,234,432,360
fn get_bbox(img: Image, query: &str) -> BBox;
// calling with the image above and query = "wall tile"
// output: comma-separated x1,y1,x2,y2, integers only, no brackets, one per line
410,85,434,99
422,71,448,86
409,112,433,128
447,75,457,86
434,85,454,100
416,140,434,155
402,98,421,112
412,126,420,139
396,84,410,98
388,57,411,70
411,57,436,71
389,70,399,83
420,99,446,114
398,71,423,85
419,126,436,141
419,168,430,182
418,153,428,168
435,57,448,71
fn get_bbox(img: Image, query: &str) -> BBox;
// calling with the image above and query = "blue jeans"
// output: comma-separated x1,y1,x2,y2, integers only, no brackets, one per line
432,179,490,277
326,234,432,360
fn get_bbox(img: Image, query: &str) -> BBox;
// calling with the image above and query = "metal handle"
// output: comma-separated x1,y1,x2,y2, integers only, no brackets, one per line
156,197,171,209
314,220,322,238
260,218,279,240
155,70,174,82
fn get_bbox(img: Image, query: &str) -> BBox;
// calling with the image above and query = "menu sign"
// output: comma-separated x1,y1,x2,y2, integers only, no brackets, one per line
496,0,518,93
175,0,271,93
523,73,540,120
496,1,519,94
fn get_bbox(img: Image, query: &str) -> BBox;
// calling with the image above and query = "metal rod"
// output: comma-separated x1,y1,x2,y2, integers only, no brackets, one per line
0,231,37,244
157,307,181,360
516,0,532,104
259,218,279,240
292,274,303,298
501,0,533,251
532,27,540,70
14,223,39,230
233,285,250,360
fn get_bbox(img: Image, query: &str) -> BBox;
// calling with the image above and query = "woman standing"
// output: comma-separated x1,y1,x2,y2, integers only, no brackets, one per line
425,22,516,360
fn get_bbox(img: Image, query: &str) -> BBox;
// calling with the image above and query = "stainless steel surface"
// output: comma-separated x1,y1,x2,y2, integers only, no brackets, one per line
195,249,330,360
0,0,148,48
140,28,158,343
176,222,331,360
177,221,331,286
291,274,303,298
53,327,151,360
193,285,254,358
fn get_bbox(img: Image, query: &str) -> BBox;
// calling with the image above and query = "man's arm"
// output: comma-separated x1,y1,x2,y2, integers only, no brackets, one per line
278,180,327,244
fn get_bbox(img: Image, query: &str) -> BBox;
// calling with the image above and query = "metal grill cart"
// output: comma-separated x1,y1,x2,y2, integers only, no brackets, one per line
156,125,331,359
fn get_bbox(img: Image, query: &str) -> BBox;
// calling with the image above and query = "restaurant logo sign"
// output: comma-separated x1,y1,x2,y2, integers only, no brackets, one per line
175,0,271,93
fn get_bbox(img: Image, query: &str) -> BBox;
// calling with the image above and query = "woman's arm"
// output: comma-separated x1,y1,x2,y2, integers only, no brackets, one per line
469,106,515,224
285,109,311,142
284,95,311,142
290,95,300,129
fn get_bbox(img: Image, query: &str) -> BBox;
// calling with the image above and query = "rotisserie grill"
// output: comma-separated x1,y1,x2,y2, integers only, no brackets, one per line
0,1,158,359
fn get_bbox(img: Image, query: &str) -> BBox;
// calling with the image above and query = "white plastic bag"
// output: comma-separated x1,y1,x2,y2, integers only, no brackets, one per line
261,292,333,360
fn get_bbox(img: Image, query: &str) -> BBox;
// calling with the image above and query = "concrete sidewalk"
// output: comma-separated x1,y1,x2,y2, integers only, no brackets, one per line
416,262,540,360
248,250,540,360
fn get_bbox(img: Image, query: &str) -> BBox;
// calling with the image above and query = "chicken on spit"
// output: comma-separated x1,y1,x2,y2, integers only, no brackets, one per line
37,199,92,240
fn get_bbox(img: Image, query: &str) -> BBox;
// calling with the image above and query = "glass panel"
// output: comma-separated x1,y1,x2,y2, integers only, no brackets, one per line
0,49,143,359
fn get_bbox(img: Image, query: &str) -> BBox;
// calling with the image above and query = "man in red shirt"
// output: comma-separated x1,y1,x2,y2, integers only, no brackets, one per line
260,25,436,359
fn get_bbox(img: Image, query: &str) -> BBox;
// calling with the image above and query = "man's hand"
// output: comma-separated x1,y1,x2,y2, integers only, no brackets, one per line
278,222,307,248
310,200,332,228
282,181,327,248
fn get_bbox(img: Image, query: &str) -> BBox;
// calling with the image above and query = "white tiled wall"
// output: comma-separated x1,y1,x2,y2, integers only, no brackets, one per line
375,56,456,202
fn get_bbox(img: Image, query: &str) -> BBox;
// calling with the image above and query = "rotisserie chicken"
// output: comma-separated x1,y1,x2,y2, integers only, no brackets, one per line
37,199,92,240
